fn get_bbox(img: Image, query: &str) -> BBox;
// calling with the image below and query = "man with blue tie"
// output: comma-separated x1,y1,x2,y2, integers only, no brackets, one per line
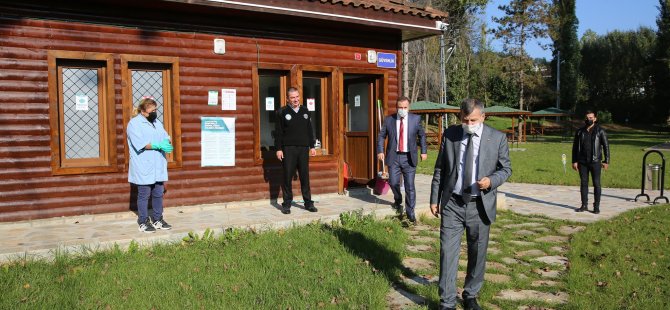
429,99,512,310
377,96,427,223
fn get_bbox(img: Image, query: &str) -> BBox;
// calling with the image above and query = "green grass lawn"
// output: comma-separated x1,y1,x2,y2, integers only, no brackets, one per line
0,214,404,309
418,125,670,189
566,204,670,309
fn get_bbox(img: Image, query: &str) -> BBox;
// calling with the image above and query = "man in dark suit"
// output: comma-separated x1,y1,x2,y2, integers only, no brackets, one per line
429,99,512,310
377,96,427,223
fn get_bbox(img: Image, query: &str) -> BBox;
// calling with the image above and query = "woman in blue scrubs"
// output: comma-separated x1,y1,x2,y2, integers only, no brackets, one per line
127,97,174,233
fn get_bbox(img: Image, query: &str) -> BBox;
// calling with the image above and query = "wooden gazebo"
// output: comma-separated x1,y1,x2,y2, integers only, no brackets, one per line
529,107,572,137
410,101,460,146
484,105,532,142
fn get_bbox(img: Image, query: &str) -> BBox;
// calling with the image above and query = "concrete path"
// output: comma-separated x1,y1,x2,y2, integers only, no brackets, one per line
0,174,656,262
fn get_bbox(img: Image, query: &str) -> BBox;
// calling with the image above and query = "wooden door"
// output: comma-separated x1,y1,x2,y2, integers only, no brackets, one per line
344,78,375,187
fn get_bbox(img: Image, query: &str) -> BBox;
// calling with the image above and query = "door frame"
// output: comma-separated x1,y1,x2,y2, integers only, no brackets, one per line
338,68,388,193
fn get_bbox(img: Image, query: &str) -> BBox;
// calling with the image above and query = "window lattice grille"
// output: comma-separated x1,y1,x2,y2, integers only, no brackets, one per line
132,70,164,122
62,68,100,159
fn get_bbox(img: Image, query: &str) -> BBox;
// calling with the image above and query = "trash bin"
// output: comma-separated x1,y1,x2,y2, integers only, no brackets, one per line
645,164,662,190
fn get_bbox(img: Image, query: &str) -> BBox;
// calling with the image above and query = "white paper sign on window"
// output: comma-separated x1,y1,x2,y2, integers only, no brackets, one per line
307,98,315,111
265,97,275,111
221,88,236,110
208,90,218,106
354,95,361,107
75,94,89,111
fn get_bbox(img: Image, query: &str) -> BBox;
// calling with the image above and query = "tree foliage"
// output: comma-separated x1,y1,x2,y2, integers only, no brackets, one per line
550,0,581,110
491,0,552,111
580,28,656,122
653,0,670,123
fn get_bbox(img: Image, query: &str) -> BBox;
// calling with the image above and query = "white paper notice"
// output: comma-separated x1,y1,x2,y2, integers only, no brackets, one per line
354,95,361,107
221,88,236,110
75,95,89,111
265,97,275,111
201,116,235,167
208,90,218,106
307,98,315,111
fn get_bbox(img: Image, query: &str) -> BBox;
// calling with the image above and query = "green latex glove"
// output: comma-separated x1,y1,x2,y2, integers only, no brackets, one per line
151,138,174,153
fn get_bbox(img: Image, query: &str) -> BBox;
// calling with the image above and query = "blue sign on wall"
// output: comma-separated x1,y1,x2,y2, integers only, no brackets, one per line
376,52,397,69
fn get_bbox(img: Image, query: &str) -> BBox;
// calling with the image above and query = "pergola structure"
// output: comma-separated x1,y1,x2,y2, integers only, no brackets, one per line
410,101,460,146
529,107,572,137
484,105,532,142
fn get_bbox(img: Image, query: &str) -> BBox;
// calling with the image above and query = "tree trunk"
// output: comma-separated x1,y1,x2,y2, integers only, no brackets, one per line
403,42,409,98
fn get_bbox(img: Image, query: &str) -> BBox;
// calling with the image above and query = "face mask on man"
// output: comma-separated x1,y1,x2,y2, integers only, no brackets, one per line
584,119,594,126
397,109,408,118
462,122,481,134
147,111,158,123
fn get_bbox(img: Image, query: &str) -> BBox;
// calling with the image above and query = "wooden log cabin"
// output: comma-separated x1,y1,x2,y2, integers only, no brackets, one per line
0,0,447,221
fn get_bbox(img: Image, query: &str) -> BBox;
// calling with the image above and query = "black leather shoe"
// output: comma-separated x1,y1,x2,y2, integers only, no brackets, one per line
392,201,403,214
592,206,600,214
407,214,417,224
281,204,291,214
463,298,482,310
575,205,588,212
304,204,318,212
440,307,456,310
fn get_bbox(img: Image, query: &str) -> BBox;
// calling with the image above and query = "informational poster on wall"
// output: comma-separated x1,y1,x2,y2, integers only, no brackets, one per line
221,88,236,110
207,90,218,106
200,116,235,167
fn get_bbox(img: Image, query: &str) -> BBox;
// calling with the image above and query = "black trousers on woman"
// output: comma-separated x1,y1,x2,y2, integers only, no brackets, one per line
578,162,602,206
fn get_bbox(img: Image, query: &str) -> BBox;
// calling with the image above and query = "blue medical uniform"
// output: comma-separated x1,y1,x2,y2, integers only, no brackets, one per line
127,114,170,223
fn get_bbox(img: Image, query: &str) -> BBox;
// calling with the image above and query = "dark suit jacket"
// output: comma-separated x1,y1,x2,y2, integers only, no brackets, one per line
429,124,512,223
376,112,427,167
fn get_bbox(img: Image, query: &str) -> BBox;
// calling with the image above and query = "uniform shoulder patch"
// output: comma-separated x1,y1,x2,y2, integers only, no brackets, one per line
285,114,292,121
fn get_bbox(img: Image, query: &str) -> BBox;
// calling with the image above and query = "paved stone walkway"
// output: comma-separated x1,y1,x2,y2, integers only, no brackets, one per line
0,174,658,308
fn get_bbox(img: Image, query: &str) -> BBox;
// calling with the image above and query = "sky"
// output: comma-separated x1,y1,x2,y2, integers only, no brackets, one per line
484,0,660,59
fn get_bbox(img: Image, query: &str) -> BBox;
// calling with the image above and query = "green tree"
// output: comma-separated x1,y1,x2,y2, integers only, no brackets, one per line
653,0,670,123
580,28,656,121
550,0,581,111
492,0,551,140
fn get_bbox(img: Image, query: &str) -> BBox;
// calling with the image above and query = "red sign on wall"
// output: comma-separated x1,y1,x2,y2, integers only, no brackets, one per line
354,53,361,60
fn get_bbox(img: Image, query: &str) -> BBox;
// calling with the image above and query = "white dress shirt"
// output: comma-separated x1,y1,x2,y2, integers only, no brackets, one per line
395,116,409,152
453,124,483,197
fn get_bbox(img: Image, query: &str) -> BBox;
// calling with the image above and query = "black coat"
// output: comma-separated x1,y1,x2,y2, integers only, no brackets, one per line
572,124,610,164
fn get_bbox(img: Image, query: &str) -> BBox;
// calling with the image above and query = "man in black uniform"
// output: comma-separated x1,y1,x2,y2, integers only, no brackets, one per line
275,87,317,214
572,110,610,214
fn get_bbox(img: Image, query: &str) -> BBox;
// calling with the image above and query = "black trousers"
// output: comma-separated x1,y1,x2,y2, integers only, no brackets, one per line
578,162,602,206
281,146,312,206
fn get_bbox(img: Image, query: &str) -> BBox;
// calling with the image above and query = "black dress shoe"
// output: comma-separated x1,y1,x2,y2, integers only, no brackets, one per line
281,205,291,214
304,204,318,212
463,298,482,310
392,201,403,214
575,205,588,212
592,206,600,214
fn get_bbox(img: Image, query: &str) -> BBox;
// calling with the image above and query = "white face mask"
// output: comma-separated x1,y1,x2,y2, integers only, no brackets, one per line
462,123,481,134
397,109,408,118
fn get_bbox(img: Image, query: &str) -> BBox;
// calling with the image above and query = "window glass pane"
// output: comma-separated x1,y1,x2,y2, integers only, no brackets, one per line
259,74,281,153
302,77,323,144
131,70,164,122
62,68,100,159
347,83,370,132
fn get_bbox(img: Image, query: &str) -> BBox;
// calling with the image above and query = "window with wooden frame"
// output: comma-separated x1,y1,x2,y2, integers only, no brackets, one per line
121,55,182,169
252,66,291,163
47,51,117,175
302,70,334,156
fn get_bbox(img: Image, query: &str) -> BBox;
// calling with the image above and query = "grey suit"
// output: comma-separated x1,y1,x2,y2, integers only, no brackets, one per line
430,124,511,308
377,113,427,217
